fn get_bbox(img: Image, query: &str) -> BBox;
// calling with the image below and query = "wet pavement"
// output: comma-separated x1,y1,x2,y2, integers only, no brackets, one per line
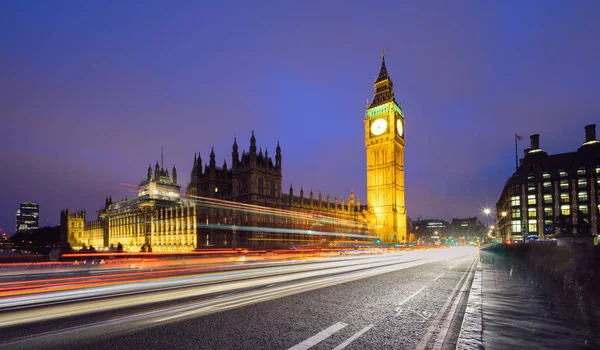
480,250,600,349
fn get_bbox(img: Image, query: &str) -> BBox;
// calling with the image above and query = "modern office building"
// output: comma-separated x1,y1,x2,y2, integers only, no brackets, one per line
15,202,39,234
496,125,600,242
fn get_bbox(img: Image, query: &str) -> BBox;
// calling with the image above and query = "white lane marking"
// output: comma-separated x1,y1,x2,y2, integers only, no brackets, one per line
287,322,348,350
415,257,477,350
332,324,374,350
398,286,426,306
448,261,461,270
433,272,445,281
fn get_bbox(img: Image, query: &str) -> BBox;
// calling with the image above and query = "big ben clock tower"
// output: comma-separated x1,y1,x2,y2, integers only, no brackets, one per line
365,51,407,244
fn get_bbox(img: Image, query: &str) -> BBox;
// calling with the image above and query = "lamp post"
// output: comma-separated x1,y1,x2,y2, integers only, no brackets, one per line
482,208,492,243
500,211,507,243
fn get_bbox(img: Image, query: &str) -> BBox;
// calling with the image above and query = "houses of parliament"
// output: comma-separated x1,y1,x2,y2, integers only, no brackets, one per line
61,53,407,252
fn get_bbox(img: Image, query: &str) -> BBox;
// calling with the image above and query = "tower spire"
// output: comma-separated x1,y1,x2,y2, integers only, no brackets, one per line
375,51,390,84
368,51,396,109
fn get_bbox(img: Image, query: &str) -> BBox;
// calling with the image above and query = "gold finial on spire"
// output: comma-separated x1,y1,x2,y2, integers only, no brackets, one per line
382,46,385,58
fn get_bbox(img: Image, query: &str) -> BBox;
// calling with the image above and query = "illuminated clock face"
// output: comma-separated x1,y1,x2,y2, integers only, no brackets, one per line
370,118,388,136
397,119,403,137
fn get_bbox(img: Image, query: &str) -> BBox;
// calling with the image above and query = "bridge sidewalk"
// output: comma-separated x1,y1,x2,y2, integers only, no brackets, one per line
457,250,598,350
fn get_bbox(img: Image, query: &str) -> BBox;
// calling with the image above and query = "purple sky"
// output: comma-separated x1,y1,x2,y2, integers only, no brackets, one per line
1,1,600,233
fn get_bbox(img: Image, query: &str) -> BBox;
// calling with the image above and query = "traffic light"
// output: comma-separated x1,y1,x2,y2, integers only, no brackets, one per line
375,238,381,244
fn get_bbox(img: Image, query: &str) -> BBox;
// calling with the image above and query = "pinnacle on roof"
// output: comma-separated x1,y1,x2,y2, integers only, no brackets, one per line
368,50,397,109
375,48,390,84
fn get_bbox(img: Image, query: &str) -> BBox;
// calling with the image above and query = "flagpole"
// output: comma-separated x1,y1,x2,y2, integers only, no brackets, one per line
515,134,518,171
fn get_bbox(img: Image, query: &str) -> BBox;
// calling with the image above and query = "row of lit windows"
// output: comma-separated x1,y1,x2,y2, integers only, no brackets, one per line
511,202,595,220
512,219,574,233
529,168,600,180
516,191,597,207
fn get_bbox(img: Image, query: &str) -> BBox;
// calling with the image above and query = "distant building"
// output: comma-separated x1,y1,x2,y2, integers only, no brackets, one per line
410,219,449,243
15,202,39,234
496,125,600,242
412,219,449,234
448,217,485,238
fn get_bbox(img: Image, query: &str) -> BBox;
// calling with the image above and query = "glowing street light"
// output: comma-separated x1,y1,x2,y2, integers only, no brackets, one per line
501,211,507,217
483,208,491,216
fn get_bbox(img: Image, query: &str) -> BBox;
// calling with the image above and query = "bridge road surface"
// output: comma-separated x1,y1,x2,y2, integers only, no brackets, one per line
0,249,478,350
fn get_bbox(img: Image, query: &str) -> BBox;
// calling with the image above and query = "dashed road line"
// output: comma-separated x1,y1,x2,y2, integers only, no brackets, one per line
287,322,348,350
332,324,374,350
398,286,427,306
433,272,445,281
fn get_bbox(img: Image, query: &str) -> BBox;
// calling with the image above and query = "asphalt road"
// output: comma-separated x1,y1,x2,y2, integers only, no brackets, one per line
0,248,478,350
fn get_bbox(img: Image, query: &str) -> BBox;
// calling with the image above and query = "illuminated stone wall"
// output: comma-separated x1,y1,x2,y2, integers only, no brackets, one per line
83,220,105,248
64,163,197,252
59,209,85,247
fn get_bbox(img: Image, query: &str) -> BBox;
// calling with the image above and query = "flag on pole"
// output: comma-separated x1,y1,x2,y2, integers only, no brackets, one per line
514,134,523,171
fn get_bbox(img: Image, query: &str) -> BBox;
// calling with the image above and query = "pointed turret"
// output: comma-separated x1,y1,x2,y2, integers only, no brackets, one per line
250,130,257,160
265,148,269,164
275,141,282,169
190,153,197,184
368,49,397,109
375,48,390,83
147,164,153,181
223,159,228,172
210,147,216,169
232,138,239,168
172,165,177,185
154,161,160,180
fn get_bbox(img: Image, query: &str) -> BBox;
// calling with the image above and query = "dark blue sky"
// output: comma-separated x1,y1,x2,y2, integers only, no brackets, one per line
1,0,599,232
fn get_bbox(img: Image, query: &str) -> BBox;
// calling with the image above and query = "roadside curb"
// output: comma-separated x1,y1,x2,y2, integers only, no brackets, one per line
455,257,483,350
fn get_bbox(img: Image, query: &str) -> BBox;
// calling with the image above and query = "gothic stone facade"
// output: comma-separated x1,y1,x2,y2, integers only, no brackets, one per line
187,132,369,249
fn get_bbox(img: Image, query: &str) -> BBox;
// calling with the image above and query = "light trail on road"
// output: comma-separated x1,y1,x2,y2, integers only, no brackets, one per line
0,248,478,348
